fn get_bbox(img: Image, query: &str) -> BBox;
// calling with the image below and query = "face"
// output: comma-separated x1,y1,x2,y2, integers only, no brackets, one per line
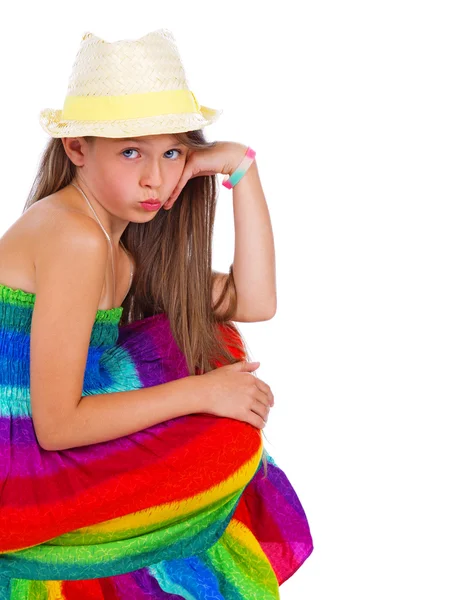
71,134,188,219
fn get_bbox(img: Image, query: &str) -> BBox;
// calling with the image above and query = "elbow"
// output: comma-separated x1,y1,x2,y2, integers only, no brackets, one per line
254,307,277,322
33,423,54,451
263,301,277,321
32,397,81,452
36,432,63,452
254,301,277,322
37,426,75,451
263,310,276,321
34,421,69,451
37,437,54,451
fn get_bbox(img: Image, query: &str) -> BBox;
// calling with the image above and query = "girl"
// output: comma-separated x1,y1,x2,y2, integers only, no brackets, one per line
0,29,313,598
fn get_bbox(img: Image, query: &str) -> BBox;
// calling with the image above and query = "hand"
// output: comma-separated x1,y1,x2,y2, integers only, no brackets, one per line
198,360,275,430
164,141,248,209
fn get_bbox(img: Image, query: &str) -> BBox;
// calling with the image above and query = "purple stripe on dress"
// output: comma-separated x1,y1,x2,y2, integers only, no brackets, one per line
118,314,189,387
124,567,186,599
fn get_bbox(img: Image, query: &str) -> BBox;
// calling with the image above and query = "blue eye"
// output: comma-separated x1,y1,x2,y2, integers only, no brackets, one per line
164,149,183,159
122,149,140,159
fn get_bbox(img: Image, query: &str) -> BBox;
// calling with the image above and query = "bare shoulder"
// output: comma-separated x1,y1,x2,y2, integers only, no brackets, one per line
0,192,108,294
33,199,108,259
33,199,111,312
27,193,108,255
33,196,111,327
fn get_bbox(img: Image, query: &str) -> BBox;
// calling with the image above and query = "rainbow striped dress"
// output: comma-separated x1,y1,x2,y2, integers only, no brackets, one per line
0,283,313,599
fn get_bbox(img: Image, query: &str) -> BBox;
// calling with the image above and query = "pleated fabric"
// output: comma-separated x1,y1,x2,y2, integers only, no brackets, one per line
0,282,313,598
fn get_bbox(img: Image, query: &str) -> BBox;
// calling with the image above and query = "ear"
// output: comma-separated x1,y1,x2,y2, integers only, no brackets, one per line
61,137,88,167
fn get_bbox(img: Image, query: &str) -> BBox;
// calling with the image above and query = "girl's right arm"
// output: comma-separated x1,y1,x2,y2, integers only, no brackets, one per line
30,211,272,451
64,359,268,451
51,377,207,451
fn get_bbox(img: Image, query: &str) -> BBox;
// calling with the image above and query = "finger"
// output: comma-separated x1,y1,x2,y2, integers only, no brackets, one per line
169,166,192,203
253,389,272,409
251,395,272,423
165,186,182,209
168,182,182,204
247,411,266,430
253,378,274,406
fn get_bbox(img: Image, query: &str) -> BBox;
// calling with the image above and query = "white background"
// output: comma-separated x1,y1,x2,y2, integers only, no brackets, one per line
1,1,461,598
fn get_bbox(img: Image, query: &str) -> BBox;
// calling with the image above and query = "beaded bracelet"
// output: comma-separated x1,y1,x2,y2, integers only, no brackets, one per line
222,146,256,189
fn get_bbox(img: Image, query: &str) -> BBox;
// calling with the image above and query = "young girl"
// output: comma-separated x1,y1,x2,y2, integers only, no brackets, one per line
0,30,313,598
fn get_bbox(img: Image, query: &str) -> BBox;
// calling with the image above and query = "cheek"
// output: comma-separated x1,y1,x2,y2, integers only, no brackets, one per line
95,170,130,205
101,165,132,191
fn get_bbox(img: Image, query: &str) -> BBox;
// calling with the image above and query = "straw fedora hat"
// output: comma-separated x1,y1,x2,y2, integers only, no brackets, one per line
39,29,223,138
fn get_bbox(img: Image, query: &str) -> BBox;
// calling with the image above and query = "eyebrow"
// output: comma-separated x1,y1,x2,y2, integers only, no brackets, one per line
112,138,187,146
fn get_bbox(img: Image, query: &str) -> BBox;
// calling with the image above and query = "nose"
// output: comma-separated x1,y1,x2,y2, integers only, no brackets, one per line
140,159,163,188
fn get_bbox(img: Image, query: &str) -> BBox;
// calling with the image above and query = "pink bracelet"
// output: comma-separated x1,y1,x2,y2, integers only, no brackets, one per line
222,147,256,189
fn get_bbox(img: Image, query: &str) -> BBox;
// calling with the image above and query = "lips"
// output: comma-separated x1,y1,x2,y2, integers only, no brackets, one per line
141,200,161,207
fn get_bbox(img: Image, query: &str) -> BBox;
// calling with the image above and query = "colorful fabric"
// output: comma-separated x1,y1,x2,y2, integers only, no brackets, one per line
0,282,313,598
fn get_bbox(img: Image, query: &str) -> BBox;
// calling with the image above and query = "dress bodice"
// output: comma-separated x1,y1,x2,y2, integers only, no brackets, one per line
0,282,188,416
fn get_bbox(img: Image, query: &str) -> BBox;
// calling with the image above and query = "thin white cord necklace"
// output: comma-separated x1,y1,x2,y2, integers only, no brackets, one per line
70,182,116,302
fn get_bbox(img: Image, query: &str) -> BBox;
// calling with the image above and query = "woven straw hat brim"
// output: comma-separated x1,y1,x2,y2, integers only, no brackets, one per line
38,29,223,138
39,105,222,138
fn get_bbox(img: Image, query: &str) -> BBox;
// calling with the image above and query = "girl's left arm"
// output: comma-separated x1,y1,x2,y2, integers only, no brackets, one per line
166,141,277,322
223,145,277,322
